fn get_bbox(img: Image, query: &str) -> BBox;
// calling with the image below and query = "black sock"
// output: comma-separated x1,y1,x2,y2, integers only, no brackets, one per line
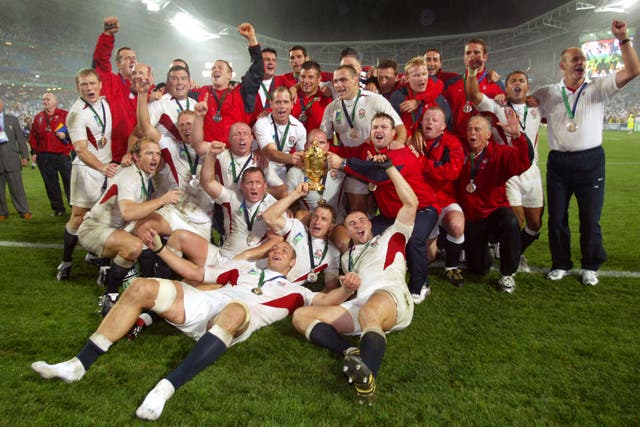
137,249,156,277
62,229,78,262
360,330,386,378
308,322,351,355
105,263,130,294
165,332,227,390
444,240,463,269
520,228,539,253
76,339,106,371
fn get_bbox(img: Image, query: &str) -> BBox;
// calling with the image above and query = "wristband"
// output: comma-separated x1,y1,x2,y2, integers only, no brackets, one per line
153,243,165,254
620,38,631,45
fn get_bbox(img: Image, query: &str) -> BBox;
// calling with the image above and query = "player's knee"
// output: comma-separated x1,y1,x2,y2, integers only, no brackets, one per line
219,301,250,334
124,238,144,260
150,278,178,313
122,277,162,304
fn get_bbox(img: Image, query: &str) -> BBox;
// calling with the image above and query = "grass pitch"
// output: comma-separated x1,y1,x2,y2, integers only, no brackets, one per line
0,130,639,426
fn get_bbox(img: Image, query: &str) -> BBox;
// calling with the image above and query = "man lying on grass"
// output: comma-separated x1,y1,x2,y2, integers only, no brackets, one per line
31,239,359,421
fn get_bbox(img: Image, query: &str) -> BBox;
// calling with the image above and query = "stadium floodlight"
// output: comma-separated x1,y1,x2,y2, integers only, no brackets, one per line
169,12,220,41
141,0,169,12
576,2,596,10
595,0,639,12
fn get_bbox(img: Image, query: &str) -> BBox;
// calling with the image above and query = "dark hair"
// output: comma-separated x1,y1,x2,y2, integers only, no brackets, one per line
167,65,190,80
340,47,360,61
377,59,398,73
289,45,308,57
301,60,322,74
240,166,266,183
465,38,488,54
372,112,395,127
262,47,277,57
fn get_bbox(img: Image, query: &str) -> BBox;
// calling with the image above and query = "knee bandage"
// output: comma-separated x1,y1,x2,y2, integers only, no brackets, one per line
151,279,177,313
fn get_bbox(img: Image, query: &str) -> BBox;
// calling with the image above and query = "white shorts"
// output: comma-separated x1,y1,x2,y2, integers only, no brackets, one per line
156,204,212,240
205,243,227,267
167,282,272,346
77,217,116,257
428,203,463,240
343,176,370,195
506,164,543,208
340,283,414,335
70,165,106,209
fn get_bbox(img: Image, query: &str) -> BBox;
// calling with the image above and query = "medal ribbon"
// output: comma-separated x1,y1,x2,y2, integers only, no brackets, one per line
254,269,287,292
468,148,486,182
136,168,152,201
260,81,273,108
561,82,588,120
211,89,230,118
242,195,266,232
340,90,362,130
175,98,190,112
230,152,253,183
348,237,376,272
423,135,443,158
180,142,199,176
81,98,107,136
307,233,328,271
272,119,291,152
508,102,528,132
299,94,319,116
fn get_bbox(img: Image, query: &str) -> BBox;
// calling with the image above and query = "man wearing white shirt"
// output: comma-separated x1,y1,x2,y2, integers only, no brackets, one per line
253,87,306,182
532,19,640,286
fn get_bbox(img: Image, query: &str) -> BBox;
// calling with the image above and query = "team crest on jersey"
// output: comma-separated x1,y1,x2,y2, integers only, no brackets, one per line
481,85,487,90
335,111,342,123
358,108,366,119
288,136,295,144
293,232,304,244
530,110,538,119
314,248,323,258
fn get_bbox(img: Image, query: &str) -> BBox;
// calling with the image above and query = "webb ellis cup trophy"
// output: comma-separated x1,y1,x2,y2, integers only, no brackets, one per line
303,140,328,194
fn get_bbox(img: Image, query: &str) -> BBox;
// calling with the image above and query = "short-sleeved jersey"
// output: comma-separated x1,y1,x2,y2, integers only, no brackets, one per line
320,90,403,148
253,113,306,180
84,165,151,229
341,219,413,299
277,218,340,285
214,187,281,259
215,149,283,191
67,97,113,166
285,166,345,218
532,74,619,152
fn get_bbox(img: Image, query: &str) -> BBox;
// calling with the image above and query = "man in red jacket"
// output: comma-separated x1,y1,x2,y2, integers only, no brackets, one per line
92,16,140,164
29,92,72,216
456,112,533,293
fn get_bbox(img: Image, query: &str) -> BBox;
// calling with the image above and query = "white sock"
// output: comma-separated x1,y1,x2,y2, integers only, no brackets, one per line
31,357,86,383
136,378,175,421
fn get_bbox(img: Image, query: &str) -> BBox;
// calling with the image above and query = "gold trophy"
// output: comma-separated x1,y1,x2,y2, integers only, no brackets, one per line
303,140,328,192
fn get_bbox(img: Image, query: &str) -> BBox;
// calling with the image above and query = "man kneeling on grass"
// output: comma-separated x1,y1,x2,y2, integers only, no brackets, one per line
31,240,359,421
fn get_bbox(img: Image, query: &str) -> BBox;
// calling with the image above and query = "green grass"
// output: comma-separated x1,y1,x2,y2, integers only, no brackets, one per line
1,130,639,426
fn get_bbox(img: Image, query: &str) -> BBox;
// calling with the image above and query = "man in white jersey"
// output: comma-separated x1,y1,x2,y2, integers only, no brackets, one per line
292,159,418,403
285,128,346,223
214,122,284,195
533,19,640,286
320,64,405,213
32,240,359,421
262,181,340,292
131,68,212,241
162,146,285,271
77,137,180,315
253,86,306,183
466,68,543,272
57,69,118,281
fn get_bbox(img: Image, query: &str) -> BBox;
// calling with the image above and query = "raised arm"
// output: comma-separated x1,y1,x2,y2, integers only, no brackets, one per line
190,93,208,156
198,141,226,199
238,23,264,114
612,19,640,89
385,159,418,227
464,66,484,106
134,77,161,142
262,182,309,233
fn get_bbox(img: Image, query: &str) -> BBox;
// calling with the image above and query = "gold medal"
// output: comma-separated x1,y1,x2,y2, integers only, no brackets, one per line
213,113,223,123
298,112,307,122
567,121,577,132
251,287,263,295
368,183,377,192
349,128,360,139
99,137,107,147
462,102,473,113
307,272,318,283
